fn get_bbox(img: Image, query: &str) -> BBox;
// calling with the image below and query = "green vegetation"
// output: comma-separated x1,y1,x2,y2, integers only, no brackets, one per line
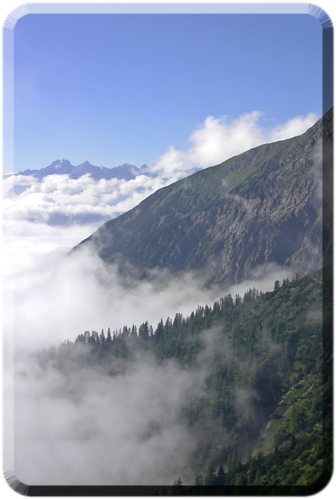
38,268,331,490
185,408,329,488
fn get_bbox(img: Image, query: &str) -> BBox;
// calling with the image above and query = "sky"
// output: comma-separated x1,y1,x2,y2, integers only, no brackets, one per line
8,9,324,172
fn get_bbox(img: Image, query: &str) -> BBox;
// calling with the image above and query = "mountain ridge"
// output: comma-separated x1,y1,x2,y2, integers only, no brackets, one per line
9,159,151,182
77,108,332,285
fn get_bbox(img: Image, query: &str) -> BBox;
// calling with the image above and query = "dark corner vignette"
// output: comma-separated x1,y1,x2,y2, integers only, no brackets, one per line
0,9,336,499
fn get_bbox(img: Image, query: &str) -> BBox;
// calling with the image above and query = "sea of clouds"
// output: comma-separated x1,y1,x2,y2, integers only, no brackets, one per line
3,111,316,227
2,111,315,486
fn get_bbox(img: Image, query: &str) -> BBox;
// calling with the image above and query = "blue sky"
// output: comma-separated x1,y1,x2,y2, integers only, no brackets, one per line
11,12,323,172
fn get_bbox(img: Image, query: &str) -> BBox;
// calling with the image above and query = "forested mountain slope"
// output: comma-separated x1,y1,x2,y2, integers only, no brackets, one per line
38,268,330,489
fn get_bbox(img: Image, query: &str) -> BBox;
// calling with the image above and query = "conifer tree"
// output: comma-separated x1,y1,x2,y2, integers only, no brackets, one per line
194,473,203,486
217,464,224,478
246,446,252,464
155,319,164,343
139,321,149,340
204,460,216,485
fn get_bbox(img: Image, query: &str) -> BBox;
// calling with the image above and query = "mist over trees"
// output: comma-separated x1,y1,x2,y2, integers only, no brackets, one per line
21,269,329,489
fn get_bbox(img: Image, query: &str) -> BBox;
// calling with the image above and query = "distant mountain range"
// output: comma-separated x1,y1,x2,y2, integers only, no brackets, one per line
8,159,152,182
77,108,332,285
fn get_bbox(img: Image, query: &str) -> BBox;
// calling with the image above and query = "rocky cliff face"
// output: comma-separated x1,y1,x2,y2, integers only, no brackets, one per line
78,109,332,285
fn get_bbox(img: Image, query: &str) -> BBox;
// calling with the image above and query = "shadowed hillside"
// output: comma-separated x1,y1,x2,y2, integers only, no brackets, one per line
77,109,331,285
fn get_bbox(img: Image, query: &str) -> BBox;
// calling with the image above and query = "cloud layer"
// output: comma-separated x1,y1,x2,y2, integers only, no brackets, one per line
14,351,206,485
3,111,317,227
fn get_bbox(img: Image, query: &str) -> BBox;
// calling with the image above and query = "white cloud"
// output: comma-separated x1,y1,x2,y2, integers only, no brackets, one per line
2,173,170,226
14,352,205,485
2,111,317,228
3,219,293,358
267,112,317,142
151,111,317,177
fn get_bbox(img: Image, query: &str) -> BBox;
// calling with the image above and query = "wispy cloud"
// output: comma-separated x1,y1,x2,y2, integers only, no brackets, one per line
151,111,317,177
14,351,206,485
267,113,317,142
